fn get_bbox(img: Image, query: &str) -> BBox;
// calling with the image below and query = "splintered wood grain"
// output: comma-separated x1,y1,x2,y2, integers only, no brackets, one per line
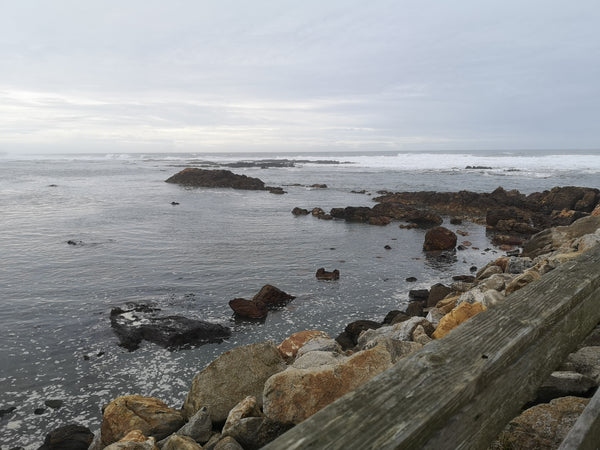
264,246,600,450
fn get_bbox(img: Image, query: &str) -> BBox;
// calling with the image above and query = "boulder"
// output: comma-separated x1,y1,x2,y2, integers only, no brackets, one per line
222,417,293,450
38,424,94,450
535,371,597,403
357,317,435,350
251,285,295,307
296,337,342,357
492,396,589,449
423,226,457,251
101,396,184,446
104,430,158,450
405,301,424,317
183,341,286,422
560,346,600,383
504,270,542,296
110,304,230,351
337,320,381,347
432,302,486,339
408,289,430,301
382,310,410,325
291,207,309,216
222,396,262,435
228,298,268,320
213,436,244,450
263,345,393,424
315,268,340,280
165,168,266,190
427,283,453,307
522,216,600,258
174,406,213,444
278,330,331,360
291,351,346,370
161,435,202,450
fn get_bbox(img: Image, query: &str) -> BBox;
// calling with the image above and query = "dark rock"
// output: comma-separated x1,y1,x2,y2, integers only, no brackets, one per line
38,424,94,450
330,206,374,222
423,226,457,251
405,301,424,317
267,186,286,195
470,265,478,272
405,277,417,282
450,217,463,225
34,408,46,415
229,298,268,320
165,168,271,191
67,240,83,246
342,320,382,345
316,268,340,280
466,166,492,169
539,186,600,212
223,417,293,450
171,201,180,205
452,275,476,283
408,289,429,301
334,331,355,351
110,304,231,351
311,207,326,216
292,207,309,216
533,371,597,404
384,245,392,250
0,406,16,418
252,285,295,307
427,284,453,308
311,184,327,189
369,216,391,226
44,399,63,409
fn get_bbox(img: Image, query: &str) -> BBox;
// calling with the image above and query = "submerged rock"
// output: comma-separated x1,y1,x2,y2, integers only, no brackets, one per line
315,268,340,280
110,304,231,351
423,226,457,251
38,424,94,450
229,285,295,319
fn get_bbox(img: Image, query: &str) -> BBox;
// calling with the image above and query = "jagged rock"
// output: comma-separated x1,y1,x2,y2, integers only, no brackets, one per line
560,346,600,383
228,298,268,319
522,216,600,258
491,396,589,449
432,302,486,339
504,270,542,296
436,296,459,314
535,371,597,403
296,337,342,357
165,168,266,190
161,435,202,450
278,330,331,360
315,268,340,280
409,289,430,301
412,325,432,345
291,207,309,216
427,283,453,308
357,317,434,350
222,396,262,435
101,396,184,446
425,308,445,328
263,345,393,424
110,304,230,351
405,301,424,317
252,285,295,307
382,310,410,325
423,226,457,251
104,430,158,450
38,424,94,450
183,342,286,422
175,406,213,444
337,320,381,347
222,417,293,450
213,436,244,450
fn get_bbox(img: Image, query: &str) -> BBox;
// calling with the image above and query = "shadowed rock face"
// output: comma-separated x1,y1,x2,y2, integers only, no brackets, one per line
110,304,231,351
166,168,266,190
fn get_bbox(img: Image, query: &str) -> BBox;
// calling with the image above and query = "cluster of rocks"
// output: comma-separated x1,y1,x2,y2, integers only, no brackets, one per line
165,168,285,194
293,187,600,247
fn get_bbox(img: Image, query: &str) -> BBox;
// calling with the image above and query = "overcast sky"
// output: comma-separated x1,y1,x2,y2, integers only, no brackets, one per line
1,0,599,154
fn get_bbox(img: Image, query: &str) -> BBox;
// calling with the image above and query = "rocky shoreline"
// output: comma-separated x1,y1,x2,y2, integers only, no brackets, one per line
37,185,600,450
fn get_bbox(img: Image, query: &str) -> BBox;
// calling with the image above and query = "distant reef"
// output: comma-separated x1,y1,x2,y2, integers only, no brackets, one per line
165,168,285,194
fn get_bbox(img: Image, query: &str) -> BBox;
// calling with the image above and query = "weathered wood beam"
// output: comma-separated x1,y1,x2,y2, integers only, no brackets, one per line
264,246,600,450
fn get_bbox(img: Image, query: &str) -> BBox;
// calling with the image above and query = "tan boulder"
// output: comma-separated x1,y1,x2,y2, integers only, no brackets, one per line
103,429,158,449
491,396,589,449
161,435,203,450
101,396,184,446
435,295,459,314
278,330,330,360
263,344,393,424
504,269,542,296
183,341,286,422
432,302,486,339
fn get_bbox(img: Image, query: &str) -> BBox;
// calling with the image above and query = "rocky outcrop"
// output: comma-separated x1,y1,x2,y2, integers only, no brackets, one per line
165,168,266,190
110,304,231,351
423,226,457,251
100,395,184,446
522,216,600,257
183,341,286,422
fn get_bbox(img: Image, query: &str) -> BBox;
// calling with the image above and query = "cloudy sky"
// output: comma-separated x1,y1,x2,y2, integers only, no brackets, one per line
1,0,599,154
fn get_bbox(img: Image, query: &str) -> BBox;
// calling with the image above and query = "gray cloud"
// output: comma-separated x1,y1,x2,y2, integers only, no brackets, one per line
1,0,599,153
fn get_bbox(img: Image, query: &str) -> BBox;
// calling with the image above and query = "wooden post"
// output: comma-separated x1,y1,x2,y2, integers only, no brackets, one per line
264,246,600,450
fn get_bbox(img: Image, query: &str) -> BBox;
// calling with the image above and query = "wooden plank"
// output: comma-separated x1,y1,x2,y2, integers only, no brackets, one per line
558,387,600,450
264,246,600,450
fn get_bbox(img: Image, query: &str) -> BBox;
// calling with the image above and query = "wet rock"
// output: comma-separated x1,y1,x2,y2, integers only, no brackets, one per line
405,276,418,282
408,289,429,302
229,285,295,319
165,168,267,190
222,417,293,450
0,406,16,418
291,207,309,216
369,216,391,226
183,341,286,422
38,424,94,450
423,226,457,251
101,395,184,446
337,320,381,347
252,285,295,307
228,298,268,319
110,305,231,351
382,310,410,325
44,399,64,409
492,396,589,450
405,301,424,317
315,268,340,280
427,283,453,307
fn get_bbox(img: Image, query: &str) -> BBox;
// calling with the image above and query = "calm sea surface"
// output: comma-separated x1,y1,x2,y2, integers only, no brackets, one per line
1,150,599,448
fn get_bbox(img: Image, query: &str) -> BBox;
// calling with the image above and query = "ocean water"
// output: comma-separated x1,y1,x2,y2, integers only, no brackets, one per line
1,149,599,448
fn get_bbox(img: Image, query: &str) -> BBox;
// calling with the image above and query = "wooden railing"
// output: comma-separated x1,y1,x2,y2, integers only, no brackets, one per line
264,245,600,449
